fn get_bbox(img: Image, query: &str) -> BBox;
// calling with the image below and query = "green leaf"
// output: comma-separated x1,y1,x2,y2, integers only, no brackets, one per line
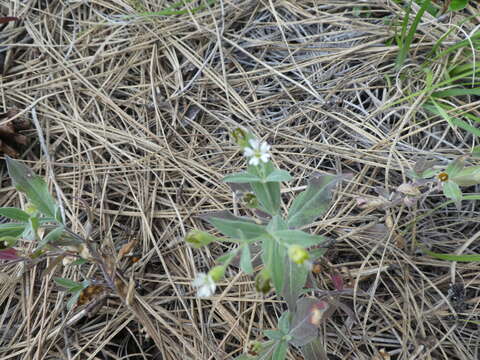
216,249,239,265
282,259,309,311
37,226,65,250
264,169,292,183
205,214,267,240
287,175,338,229
450,166,480,186
261,234,286,293
449,0,468,11
223,172,262,183
442,181,462,203
278,311,291,334
70,257,88,265
22,216,40,241
271,341,288,360
445,157,465,178
425,249,480,262
432,87,480,97
301,339,327,360
249,163,281,215
0,236,19,248
66,291,81,311
5,157,58,218
271,230,326,247
0,208,30,222
54,277,81,289
264,330,284,341
251,181,280,215
424,102,480,137
240,245,254,275
0,223,27,238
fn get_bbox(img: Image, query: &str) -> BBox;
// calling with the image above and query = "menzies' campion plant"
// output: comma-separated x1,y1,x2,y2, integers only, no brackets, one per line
186,129,346,360
0,157,165,349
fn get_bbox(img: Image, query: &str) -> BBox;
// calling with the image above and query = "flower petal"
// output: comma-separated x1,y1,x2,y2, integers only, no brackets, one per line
192,273,207,287
244,148,254,157
249,157,260,166
248,139,259,149
260,141,270,153
260,153,270,163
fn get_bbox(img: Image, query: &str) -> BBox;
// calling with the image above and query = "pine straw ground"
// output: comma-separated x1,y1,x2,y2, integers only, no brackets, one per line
0,1,480,359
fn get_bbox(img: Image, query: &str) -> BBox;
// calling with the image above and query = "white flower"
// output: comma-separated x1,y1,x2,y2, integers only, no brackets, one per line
192,273,216,298
243,139,271,166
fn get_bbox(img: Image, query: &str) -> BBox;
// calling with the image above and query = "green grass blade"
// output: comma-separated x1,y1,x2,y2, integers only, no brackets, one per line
396,0,432,68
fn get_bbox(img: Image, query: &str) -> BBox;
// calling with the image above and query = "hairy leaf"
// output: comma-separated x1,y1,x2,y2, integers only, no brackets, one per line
6,157,58,218
202,212,267,240
0,223,27,238
271,230,326,247
0,207,30,222
282,259,309,311
223,171,262,183
287,175,338,229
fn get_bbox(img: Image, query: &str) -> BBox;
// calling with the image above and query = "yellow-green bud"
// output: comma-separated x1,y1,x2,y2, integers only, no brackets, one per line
243,193,259,208
185,230,217,248
255,269,272,294
24,203,37,215
208,265,225,282
288,245,309,264
231,128,248,147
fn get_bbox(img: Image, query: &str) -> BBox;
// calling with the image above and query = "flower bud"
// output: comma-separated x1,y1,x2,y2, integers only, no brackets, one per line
208,265,225,282
185,230,217,248
231,128,248,148
24,203,37,215
243,193,259,208
255,269,272,294
288,245,309,264
79,244,94,261
62,255,76,266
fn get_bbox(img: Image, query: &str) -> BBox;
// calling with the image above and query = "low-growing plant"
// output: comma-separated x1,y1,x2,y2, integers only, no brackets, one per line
0,157,164,348
185,129,357,359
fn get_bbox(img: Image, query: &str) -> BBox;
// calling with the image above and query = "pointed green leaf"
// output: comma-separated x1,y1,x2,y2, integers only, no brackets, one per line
287,175,338,229
251,181,280,215
264,330,284,341
272,230,326,247
261,235,286,293
443,181,462,203
5,157,58,218
271,341,287,360
66,291,81,311
301,339,328,360
37,226,65,250
449,0,468,11
54,277,81,289
204,213,267,240
445,157,465,178
223,172,262,183
282,259,309,311
278,311,291,334
249,164,281,215
0,223,27,238
450,166,480,186
425,249,480,262
264,169,292,183
0,208,30,222
240,245,254,275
